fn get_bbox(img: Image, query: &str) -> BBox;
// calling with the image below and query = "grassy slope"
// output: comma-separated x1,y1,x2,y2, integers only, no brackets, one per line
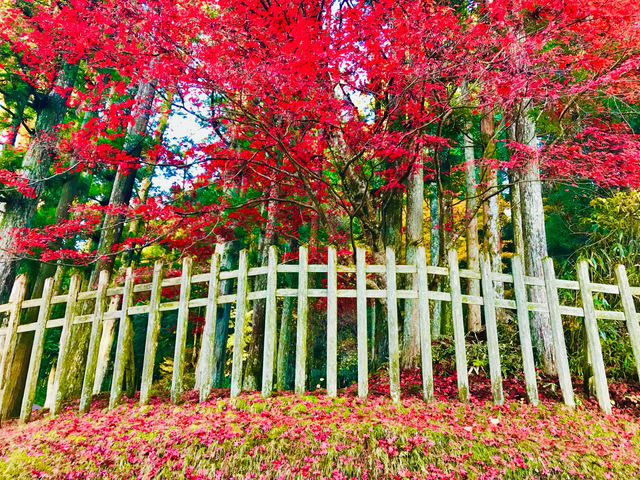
1,371,639,479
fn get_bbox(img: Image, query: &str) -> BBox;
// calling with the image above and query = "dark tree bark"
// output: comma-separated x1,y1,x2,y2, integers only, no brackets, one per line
91,81,156,283
62,81,156,400
512,100,556,375
243,186,278,391
0,63,78,301
0,64,78,419
210,241,241,388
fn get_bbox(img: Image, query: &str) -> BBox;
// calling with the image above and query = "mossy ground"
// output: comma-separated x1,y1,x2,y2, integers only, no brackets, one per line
1,371,639,479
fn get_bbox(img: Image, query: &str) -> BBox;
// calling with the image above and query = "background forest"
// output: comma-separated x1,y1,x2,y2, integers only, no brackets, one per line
0,0,639,418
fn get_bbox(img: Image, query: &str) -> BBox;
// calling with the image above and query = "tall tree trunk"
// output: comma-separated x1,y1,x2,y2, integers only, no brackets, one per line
402,162,423,367
510,170,525,257
29,172,81,299
513,100,556,375
464,128,482,332
2,171,82,417
0,63,78,301
91,81,156,283
211,241,240,388
243,188,278,391
29,104,98,301
437,152,453,335
429,183,442,338
480,112,502,276
382,189,403,252
370,179,401,370
276,245,296,390
0,64,78,419
1,93,28,149
62,81,155,400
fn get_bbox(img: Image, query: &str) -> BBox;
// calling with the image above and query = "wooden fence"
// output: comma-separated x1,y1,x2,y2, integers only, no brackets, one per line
1,245,639,424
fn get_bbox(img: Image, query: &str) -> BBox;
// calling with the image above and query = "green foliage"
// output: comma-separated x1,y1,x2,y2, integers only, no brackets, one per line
338,338,358,388
545,182,598,261
432,313,526,380
582,190,640,284
548,190,640,382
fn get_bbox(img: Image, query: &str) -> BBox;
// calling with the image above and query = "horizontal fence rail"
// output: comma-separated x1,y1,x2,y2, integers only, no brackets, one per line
1,245,639,422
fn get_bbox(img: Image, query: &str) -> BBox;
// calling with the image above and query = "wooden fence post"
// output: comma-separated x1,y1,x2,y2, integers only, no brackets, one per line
511,256,539,405
448,248,469,402
327,246,338,397
356,247,368,398
542,257,574,407
93,297,119,394
230,250,249,398
108,268,135,410
386,247,400,403
52,274,81,416
198,254,220,402
577,260,611,414
261,246,278,397
20,277,54,423
480,253,504,405
416,246,433,402
615,264,640,380
79,270,110,413
0,274,27,419
140,261,164,406
171,257,194,404
294,246,309,395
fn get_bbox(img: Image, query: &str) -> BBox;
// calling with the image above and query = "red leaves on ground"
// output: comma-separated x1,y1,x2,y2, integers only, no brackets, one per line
2,370,640,479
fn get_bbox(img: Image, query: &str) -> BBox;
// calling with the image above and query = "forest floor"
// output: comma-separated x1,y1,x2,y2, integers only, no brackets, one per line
1,369,640,479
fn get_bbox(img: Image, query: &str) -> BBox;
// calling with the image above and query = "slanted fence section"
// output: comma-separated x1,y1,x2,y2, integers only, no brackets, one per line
1,245,639,423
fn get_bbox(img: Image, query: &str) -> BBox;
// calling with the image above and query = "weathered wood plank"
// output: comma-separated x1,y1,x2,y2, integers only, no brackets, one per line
460,269,482,281
511,256,539,405
590,283,619,295
326,246,338,397
426,266,449,276
277,264,299,273
261,246,278,397
93,297,118,394
248,266,269,277
139,261,164,405
230,250,249,398
0,275,27,419
356,247,368,398
19,278,54,423
198,254,221,402
542,258,574,407
108,269,135,410
51,274,81,416
555,279,580,291
171,257,194,404
577,260,611,414
416,246,433,402
366,265,385,274
615,264,640,381
276,288,298,297
480,253,504,405
448,249,469,402
21,298,45,309
308,265,328,273
79,271,110,413
491,272,515,283
386,247,401,403
294,246,309,395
